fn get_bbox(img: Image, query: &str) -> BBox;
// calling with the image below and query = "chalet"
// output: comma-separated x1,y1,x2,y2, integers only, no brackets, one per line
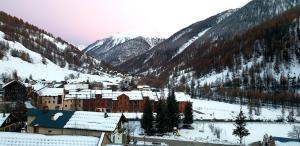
37,88,64,110
27,109,127,145
0,132,103,146
0,113,20,132
3,80,27,102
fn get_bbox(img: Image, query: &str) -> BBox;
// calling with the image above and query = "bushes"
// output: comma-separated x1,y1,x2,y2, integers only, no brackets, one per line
10,49,32,63
0,41,9,59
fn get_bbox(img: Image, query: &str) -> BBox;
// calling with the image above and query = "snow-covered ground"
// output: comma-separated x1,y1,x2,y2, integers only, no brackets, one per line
129,121,300,145
0,31,122,83
191,98,298,121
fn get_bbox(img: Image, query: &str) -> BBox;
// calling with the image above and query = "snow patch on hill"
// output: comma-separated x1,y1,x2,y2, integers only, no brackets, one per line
173,28,211,59
0,31,122,83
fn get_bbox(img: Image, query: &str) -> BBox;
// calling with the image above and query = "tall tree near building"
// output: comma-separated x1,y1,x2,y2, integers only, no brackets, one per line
141,98,154,135
183,101,193,125
167,90,179,131
156,99,169,133
233,110,250,144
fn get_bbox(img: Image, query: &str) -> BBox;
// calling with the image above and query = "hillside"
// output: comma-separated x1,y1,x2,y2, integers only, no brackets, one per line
119,0,300,86
118,9,237,74
0,11,121,82
84,34,164,66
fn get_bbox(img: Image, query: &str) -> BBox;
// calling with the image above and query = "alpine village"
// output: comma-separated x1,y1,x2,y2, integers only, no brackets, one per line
1,0,300,146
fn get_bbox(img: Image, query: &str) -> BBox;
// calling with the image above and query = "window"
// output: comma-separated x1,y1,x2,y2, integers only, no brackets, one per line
48,101,50,103
65,105,67,107
53,101,55,103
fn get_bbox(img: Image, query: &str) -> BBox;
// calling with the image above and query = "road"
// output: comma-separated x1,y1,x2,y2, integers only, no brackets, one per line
134,137,238,146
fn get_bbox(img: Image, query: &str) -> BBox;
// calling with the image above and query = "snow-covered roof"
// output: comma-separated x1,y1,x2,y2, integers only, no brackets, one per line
64,84,89,90
137,85,150,89
0,113,10,127
0,132,99,146
53,83,63,88
2,80,25,88
162,89,191,102
32,83,46,91
174,92,191,102
39,88,64,96
65,89,96,100
64,111,123,132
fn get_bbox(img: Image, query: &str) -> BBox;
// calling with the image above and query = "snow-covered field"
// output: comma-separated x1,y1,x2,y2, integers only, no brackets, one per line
129,121,300,145
124,98,300,145
0,31,122,83
191,98,299,121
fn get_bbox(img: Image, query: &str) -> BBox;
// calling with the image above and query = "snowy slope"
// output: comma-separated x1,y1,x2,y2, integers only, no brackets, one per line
0,31,122,83
173,27,211,58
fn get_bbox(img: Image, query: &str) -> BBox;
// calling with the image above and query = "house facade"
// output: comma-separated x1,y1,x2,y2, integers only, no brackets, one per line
3,80,27,102
37,88,64,110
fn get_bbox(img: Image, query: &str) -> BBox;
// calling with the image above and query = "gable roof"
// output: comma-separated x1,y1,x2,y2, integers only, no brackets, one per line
2,80,25,88
27,109,125,132
64,111,123,132
0,113,10,127
27,109,74,129
38,88,64,96
0,132,99,146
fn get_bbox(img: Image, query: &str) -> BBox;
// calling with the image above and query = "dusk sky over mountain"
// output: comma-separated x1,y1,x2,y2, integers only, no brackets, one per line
0,0,250,45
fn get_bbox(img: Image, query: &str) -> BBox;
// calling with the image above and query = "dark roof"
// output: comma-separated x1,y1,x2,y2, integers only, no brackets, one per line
2,80,25,88
27,109,74,129
273,137,300,143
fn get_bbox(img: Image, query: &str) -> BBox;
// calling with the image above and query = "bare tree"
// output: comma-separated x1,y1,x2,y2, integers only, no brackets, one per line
288,126,300,139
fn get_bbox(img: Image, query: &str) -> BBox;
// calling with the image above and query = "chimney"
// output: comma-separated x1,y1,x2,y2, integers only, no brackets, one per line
2,112,5,117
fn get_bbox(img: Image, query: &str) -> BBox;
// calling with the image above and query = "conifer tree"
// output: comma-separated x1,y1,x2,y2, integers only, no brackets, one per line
156,99,169,133
183,101,193,125
141,98,154,135
167,90,179,131
233,110,250,144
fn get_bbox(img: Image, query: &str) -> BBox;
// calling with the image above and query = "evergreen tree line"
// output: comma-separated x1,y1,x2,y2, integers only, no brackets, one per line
141,90,193,135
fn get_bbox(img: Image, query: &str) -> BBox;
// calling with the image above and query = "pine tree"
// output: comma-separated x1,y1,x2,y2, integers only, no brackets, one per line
190,78,195,98
167,90,179,131
233,110,250,144
156,99,169,133
183,101,193,125
141,98,154,135
12,70,18,80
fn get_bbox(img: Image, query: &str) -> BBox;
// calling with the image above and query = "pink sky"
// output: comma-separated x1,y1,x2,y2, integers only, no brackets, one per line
0,0,250,45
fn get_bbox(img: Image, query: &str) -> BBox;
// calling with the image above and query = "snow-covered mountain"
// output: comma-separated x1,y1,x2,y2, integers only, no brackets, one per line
118,9,237,73
118,0,300,83
84,34,164,66
0,11,121,82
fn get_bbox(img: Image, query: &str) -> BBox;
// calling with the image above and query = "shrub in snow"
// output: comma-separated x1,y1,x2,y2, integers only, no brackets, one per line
213,127,222,139
288,125,300,139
